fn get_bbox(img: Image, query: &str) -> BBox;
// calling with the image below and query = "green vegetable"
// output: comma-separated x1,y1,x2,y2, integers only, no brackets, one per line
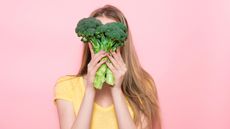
75,17,128,89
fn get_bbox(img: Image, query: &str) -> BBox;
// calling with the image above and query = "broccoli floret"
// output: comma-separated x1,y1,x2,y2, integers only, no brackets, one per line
75,17,128,89
102,22,128,51
75,17,102,40
75,17,102,51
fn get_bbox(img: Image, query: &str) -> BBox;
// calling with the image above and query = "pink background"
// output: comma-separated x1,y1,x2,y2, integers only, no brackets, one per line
0,0,229,129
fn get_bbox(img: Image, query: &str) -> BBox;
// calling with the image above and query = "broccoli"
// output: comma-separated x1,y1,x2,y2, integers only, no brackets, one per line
75,17,128,89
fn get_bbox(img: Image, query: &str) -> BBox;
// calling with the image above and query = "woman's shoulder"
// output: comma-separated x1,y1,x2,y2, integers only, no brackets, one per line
56,74,83,84
55,74,85,90
56,75,75,82
53,75,83,104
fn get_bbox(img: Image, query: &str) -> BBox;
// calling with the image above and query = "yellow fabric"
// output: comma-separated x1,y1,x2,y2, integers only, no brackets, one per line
53,75,134,129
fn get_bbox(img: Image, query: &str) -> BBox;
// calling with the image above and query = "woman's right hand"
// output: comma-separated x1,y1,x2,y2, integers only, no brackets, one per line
85,43,108,92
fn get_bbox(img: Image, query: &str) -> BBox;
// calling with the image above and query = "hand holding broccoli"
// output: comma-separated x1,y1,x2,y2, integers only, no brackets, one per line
106,48,127,91
84,44,108,93
75,17,128,89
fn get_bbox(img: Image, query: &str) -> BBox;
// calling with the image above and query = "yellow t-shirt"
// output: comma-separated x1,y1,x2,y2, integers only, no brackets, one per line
53,75,134,129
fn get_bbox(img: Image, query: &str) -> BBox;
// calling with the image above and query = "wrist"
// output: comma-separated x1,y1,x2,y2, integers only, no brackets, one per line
85,87,96,96
111,86,122,95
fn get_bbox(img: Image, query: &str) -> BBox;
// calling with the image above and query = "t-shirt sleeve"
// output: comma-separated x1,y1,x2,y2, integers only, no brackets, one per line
53,75,73,105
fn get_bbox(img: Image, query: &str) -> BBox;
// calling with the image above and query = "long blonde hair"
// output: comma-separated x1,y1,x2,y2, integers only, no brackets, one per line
74,4,162,129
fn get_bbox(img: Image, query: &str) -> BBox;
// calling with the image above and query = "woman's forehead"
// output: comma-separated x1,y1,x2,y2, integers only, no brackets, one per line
95,16,117,24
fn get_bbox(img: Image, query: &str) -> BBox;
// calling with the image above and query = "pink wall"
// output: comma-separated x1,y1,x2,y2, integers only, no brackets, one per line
0,0,229,129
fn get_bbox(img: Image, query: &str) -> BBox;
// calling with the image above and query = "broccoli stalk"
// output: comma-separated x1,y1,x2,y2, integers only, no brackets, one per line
75,17,128,89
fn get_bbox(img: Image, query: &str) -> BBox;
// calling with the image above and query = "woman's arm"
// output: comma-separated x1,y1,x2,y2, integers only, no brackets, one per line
55,100,76,129
111,88,137,129
71,88,95,129
106,49,138,129
111,88,161,129
56,88,95,129
56,49,105,129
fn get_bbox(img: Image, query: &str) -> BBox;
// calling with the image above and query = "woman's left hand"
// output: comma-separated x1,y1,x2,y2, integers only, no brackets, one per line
106,47,127,90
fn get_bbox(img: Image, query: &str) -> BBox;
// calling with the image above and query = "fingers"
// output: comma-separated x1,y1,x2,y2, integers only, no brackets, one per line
107,53,120,70
88,46,125,74
88,50,107,68
87,56,107,87
91,51,107,66
109,49,124,68
88,43,94,57
93,50,105,60
106,60,116,74
91,59,107,73
107,49,127,74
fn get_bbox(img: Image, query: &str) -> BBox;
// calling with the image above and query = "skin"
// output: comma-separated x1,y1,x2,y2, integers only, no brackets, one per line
55,16,154,129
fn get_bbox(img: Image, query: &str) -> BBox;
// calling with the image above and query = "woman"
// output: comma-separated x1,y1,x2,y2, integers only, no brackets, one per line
53,4,162,129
